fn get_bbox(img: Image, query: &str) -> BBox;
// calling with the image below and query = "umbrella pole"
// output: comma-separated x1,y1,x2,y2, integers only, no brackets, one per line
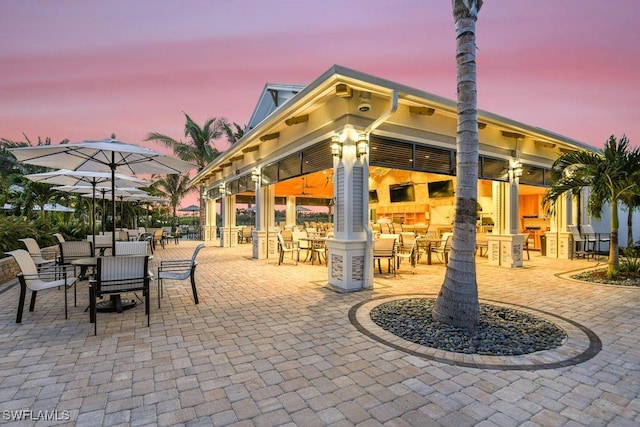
111,159,116,256
91,181,96,251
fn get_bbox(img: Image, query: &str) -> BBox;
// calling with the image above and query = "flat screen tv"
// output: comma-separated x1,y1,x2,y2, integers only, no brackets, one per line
369,190,379,203
428,180,454,198
389,183,415,203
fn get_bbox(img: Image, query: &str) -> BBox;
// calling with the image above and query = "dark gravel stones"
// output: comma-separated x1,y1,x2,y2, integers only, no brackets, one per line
370,298,567,356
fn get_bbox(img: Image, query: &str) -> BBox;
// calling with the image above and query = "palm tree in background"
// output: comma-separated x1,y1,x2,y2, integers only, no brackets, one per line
151,174,194,225
145,113,226,236
543,135,640,277
432,0,483,330
222,122,245,145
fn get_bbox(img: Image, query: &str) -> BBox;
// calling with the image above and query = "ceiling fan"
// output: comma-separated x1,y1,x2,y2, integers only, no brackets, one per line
294,177,317,195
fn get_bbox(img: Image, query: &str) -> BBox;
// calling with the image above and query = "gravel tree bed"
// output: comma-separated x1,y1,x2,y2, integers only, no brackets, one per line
571,268,640,287
370,298,567,356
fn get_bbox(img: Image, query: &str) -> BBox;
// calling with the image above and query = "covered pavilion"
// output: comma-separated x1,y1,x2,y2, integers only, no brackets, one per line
192,65,595,292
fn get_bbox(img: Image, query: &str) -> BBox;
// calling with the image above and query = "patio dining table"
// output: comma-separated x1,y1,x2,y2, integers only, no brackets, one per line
71,257,139,314
299,236,328,265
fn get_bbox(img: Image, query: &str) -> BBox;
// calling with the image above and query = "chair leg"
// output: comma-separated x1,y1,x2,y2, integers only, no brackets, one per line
16,282,26,323
29,291,37,312
157,278,162,308
190,274,199,304
89,284,97,335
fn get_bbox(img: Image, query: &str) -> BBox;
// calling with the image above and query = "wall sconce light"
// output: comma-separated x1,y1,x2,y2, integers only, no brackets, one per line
251,167,260,183
331,136,343,158
511,160,523,178
357,134,368,158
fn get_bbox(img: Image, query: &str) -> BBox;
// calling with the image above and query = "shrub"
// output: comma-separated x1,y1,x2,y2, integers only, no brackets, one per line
0,216,39,258
620,246,640,274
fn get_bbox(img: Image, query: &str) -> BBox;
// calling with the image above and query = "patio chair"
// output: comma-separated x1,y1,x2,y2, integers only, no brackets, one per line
292,229,311,261
115,241,150,256
157,244,205,308
8,249,79,323
239,226,253,244
430,232,453,265
53,233,65,243
58,241,94,293
580,224,610,255
568,225,592,258
151,228,165,252
396,235,417,274
373,236,397,275
277,233,299,265
89,255,151,335
19,238,57,271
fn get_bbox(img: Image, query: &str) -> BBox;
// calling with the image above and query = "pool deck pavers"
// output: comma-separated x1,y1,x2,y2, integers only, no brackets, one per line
0,239,638,426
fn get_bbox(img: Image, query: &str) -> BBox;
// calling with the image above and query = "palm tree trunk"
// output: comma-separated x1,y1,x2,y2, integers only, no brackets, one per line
432,0,482,330
609,199,620,277
627,208,634,249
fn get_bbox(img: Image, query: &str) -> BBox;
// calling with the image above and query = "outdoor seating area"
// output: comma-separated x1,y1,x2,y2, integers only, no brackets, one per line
1,238,638,425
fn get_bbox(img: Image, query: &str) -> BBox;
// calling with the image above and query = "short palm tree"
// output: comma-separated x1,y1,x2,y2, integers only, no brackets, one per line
543,135,640,277
146,113,226,235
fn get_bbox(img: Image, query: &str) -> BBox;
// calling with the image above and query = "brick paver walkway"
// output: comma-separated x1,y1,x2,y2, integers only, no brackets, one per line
0,240,638,426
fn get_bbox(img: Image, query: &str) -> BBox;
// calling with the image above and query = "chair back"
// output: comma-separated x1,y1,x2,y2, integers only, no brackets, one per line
278,233,290,249
292,230,309,248
115,241,149,256
19,238,43,257
437,232,453,250
53,233,65,243
190,244,205,266
567,225,584,241
95,255,149,295
8,249,39,278
59,241,94,264
373,236,396,256
580,224,597,239
400,232,417,248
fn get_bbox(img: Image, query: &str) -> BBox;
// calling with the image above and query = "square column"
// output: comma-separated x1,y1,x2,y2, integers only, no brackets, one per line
487,234,526,267
326,239,367,292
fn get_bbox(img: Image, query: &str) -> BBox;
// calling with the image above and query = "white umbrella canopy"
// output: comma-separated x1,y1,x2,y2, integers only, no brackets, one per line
11,138,195,254
25,170,149,239
24,169,148,188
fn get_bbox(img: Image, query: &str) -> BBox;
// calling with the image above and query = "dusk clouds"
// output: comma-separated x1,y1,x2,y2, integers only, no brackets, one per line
1,0,638,151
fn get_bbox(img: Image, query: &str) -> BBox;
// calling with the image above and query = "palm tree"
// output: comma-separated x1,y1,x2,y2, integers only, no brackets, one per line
145,113,226,236
222,122,245,145
543,135,640,277
432,0,483,330
151,174,194,223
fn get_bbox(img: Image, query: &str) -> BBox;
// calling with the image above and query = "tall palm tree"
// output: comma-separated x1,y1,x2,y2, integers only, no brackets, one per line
432,0,483,330
222,122,245,145
145,113,226,236
543,135,640,277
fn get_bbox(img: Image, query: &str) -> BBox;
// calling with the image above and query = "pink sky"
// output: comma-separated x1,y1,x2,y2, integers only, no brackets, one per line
2,1,639,206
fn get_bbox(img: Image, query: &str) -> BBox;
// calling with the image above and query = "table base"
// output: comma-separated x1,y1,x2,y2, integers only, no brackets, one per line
96,295,137,313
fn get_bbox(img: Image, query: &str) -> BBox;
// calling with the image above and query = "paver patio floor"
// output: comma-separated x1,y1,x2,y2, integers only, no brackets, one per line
0,240,638,426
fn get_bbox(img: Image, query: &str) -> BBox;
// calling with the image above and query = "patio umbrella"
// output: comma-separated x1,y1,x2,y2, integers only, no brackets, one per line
25,169,148,242
10,138,195,254
178,204,200,213
3,203,75,212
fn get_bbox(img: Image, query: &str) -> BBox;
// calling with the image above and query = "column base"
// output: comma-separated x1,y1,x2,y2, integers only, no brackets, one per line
252,229,280,259
326,239,368,292
543,232,573,259
220,226,239,247
486,234,526,268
